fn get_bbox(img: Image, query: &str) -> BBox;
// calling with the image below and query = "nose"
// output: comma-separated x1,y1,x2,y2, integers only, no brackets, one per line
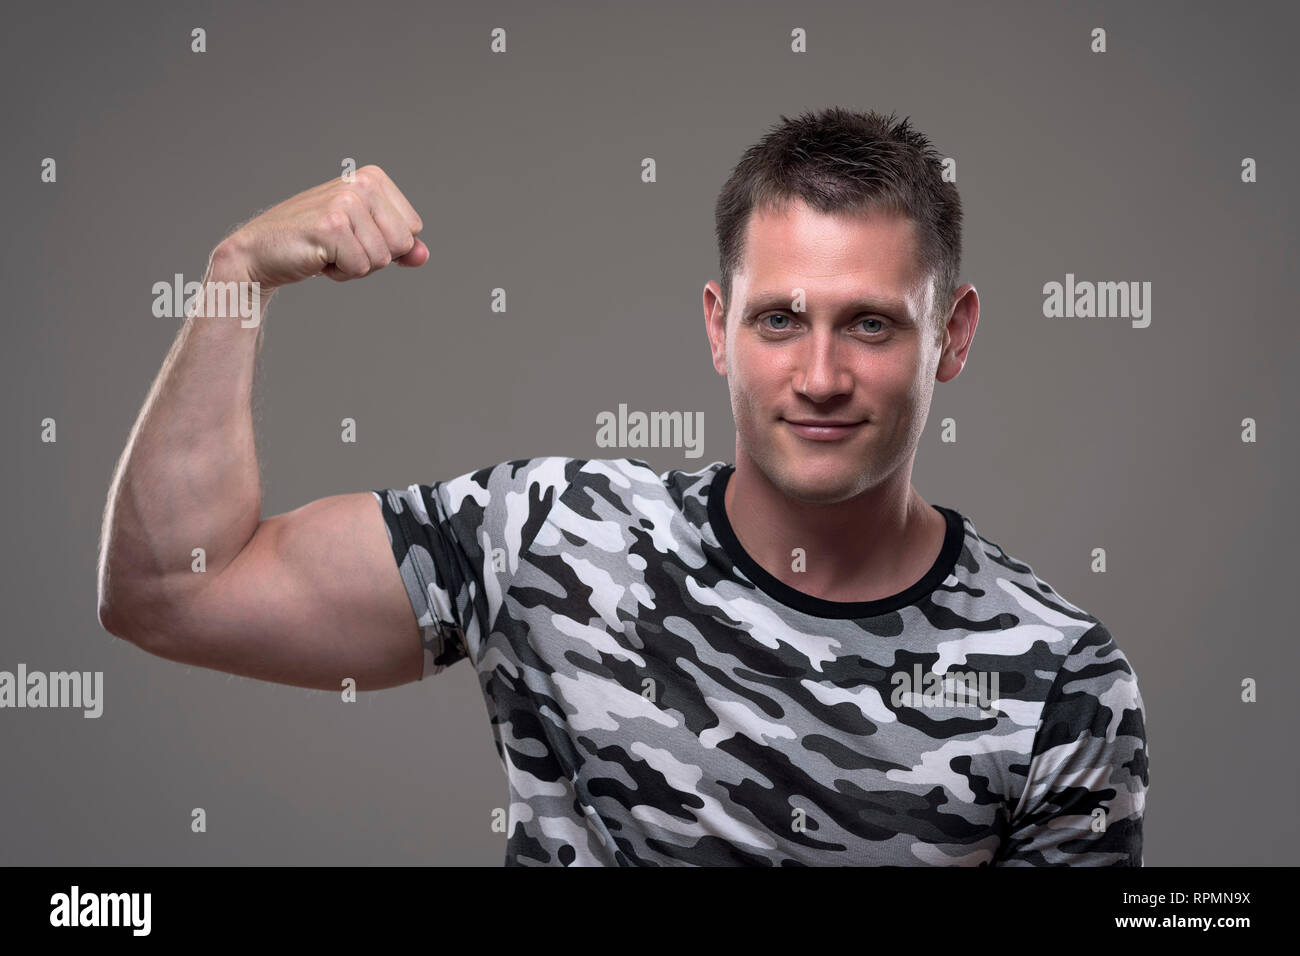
793,326,853,402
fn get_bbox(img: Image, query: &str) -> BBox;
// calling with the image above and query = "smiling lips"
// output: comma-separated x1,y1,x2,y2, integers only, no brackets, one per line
783,418,865,441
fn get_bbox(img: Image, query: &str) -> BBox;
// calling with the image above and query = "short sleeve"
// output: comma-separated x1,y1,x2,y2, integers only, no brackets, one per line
371,456,581,681
995,621,1149,866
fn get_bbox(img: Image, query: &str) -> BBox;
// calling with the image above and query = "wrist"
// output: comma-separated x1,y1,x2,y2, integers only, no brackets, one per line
191,238,274,327
208,235,274,296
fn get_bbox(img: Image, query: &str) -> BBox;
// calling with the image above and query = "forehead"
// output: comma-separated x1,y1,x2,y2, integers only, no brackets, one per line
735,199,928,309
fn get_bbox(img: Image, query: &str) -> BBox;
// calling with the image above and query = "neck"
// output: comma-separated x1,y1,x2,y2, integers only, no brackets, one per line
723,442,943,603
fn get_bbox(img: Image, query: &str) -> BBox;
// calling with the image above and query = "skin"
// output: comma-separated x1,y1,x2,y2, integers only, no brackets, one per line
703,199,980,602
97,166,433,690
98,168,979,694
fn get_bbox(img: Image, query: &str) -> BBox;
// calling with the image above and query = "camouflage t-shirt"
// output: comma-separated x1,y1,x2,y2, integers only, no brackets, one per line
372,457,1148,866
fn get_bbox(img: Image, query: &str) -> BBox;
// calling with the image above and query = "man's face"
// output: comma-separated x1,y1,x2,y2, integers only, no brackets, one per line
705,200,949,506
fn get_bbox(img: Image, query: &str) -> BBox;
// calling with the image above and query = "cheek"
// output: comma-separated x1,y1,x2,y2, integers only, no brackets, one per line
728,365,772,430
732,363,783,418
735,343,794,390
872,359,924,404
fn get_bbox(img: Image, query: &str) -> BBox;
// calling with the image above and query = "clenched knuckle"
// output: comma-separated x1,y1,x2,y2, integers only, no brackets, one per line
336,188,363,211
321,209,350,234
349,176,376,200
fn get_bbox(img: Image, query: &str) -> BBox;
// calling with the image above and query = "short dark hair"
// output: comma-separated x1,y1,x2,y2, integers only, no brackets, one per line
714,107,963,343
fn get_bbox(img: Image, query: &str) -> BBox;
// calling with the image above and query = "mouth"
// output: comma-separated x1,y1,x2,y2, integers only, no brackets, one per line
782,418,866,441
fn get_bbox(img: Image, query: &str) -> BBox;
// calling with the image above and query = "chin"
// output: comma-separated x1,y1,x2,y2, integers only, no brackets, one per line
771,456,868,505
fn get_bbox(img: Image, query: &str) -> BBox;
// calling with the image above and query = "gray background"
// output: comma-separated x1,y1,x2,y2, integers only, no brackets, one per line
1,0,1295,865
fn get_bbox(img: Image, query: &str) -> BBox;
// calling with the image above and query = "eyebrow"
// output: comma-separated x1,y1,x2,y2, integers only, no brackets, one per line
743,291,913,320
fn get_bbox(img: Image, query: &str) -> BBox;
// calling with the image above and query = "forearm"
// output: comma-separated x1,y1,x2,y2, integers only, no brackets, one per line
98,243,275,631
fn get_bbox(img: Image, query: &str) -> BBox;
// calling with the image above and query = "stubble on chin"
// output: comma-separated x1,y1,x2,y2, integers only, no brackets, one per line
749,431,874,506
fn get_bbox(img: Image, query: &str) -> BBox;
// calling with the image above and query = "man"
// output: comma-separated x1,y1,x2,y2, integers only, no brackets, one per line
97,107,1148,866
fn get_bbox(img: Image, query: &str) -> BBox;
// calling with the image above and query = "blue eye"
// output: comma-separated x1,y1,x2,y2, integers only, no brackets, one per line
755,313,888,335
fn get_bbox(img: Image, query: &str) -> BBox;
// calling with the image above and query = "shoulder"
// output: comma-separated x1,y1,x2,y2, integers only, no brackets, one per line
950,510,1108,633
388,456,699,526
446,455,590,502
944,509,1144,696
1041,619,1145,736
549,457,729,506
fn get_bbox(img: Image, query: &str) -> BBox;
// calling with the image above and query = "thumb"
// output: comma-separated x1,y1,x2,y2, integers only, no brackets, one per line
396,238,429,267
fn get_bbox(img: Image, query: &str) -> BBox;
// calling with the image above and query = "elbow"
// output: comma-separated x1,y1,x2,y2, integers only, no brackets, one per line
96,589,144,644
96,593,130,640
96,577,168,647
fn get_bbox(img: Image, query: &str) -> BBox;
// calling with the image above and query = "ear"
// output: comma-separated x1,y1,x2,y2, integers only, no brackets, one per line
703,280,728,377
935,283,979,384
